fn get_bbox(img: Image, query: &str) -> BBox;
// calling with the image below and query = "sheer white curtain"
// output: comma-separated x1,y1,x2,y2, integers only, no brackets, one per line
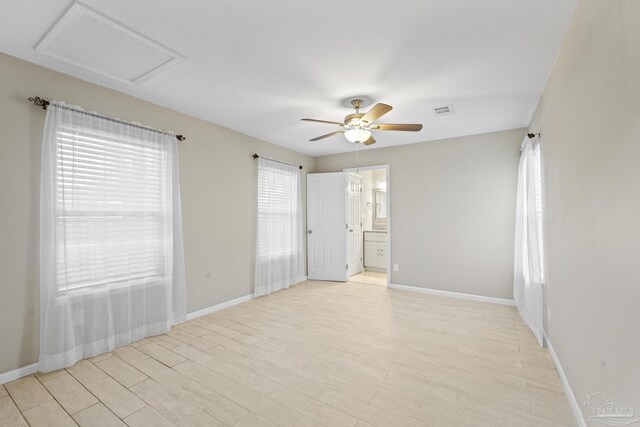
255,158,305,297
39,102,186,372
514,136,544,346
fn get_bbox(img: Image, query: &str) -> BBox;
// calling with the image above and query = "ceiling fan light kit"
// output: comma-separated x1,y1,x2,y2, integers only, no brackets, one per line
344,128,371,143
302,99,422,146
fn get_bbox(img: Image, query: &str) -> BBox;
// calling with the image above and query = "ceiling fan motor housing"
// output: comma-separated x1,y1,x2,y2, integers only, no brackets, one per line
344,113,365,127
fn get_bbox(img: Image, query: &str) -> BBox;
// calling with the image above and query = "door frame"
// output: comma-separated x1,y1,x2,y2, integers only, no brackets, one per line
343,164,391,288
346,172,364,277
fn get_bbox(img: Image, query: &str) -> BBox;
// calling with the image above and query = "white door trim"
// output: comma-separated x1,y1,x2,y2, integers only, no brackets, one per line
346,172,364,277
343,164,391,288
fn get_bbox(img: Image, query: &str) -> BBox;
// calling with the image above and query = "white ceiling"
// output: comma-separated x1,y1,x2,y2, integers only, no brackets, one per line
0,0,578,156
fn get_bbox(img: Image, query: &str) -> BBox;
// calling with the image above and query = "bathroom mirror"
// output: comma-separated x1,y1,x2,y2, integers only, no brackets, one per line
373,190,387,219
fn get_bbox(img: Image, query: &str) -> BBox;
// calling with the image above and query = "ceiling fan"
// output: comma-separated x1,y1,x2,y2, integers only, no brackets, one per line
302,99,422,146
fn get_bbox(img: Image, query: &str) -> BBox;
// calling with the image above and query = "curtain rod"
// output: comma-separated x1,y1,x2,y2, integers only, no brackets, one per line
527,132,540,138
252,154,303,170
29,97,186,142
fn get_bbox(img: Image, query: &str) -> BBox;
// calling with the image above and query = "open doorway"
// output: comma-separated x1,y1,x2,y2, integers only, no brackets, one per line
344,165,390,287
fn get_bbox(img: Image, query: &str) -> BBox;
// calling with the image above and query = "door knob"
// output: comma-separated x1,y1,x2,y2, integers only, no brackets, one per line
308,230,312,234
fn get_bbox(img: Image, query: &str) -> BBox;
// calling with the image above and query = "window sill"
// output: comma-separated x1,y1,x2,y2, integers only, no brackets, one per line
56,276,167,301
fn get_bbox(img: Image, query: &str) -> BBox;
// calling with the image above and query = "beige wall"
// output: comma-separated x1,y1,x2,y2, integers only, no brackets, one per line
315,128,525,299
528,0,640,417
0,53,314,375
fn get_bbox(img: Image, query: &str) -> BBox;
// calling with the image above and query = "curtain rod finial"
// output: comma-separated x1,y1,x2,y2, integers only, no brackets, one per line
29,96,50,110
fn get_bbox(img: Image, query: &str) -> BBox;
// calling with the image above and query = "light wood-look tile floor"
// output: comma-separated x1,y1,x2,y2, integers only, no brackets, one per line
1,280,575,426
349,271,387,287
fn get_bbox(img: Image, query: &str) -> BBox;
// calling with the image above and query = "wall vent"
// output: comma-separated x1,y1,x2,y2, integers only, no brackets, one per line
433,105,454,116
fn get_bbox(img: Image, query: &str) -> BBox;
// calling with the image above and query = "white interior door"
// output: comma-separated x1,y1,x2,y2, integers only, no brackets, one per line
307,173,347,281
347,173,363,277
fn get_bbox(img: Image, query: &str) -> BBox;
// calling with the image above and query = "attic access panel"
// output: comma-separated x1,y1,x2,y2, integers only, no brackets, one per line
35,2,186,86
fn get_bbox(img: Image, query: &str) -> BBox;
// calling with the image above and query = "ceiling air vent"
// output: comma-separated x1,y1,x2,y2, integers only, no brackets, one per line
433,105,454,116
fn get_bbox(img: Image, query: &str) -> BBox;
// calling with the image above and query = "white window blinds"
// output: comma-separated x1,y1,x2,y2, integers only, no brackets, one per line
56,127,167,292
257,165,298,258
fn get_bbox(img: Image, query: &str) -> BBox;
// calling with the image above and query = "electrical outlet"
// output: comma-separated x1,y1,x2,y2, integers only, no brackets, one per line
393,264,399,272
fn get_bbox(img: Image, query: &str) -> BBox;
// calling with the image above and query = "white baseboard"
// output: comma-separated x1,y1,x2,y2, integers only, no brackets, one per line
186,293,254,321
1,293,256,385
544,332,587,427
0,363,39,385
389,283,516,306
186,277,309,322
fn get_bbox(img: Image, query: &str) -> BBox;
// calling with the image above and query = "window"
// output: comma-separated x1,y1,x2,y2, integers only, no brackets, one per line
55,126,167,292
254,158,304,296
513,136,545,345
40,102,186,372
256,162,300,259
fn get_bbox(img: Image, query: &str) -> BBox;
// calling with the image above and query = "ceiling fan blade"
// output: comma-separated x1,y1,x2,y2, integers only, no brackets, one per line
371,123,423,132
301,118,344,126
360,103,393,125
310,130,345,141
363,135,376,145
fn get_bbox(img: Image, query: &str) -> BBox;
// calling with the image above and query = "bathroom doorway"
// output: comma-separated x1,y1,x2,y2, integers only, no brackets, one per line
343,165,390,287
